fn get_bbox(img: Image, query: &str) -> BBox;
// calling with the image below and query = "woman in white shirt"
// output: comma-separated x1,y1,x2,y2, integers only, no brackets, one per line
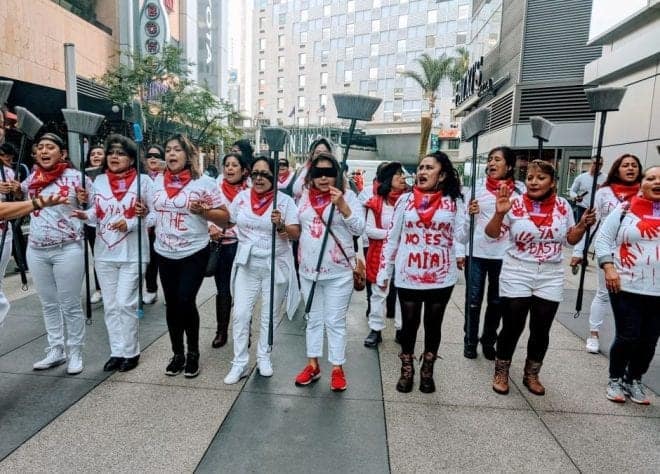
72,134,151,372
150,134,226,378
377,151,467,394
294,152,365,392
221,156,300,384
597,165,660,405
485,160,594,396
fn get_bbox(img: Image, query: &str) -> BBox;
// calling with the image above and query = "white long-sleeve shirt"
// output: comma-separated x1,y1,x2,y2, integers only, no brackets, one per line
596,203,660,296
377,193,468,289
569,172,605,209
150,174,224,259
297,188,365,280
83,173,152,263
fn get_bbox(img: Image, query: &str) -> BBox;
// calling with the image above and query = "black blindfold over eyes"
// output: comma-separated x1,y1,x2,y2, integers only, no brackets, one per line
251,170,274,182
310,167,338,179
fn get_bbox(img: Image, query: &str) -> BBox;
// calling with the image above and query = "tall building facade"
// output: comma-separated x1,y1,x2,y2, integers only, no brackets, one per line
251,0,471,129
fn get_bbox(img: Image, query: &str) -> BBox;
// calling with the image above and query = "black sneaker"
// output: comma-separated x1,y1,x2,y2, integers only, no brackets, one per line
165,354,186,376
184,352,200,378
364,330,382,348
103,357,124,372
463,346,478,359
119,355,140,372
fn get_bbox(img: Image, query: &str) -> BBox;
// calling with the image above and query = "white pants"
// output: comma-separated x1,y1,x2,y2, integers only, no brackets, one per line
0,233,12,330
301,272,353,366
231,255,286,369
96,261,144,358
27,242,85,350
589,269,610,332
367,283,401,331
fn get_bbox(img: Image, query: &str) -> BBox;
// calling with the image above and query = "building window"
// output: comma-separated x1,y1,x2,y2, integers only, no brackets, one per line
258,99,265,111
278,13,286,25
371,44,379,56
259,38,266,50
299,75,306,88
369,67,378,80
301,9,308,22
397,39,406,53
320,94,327,106
458,5,469,20
259,17,265,29
323,5,331,16
372,19,380,31
298,116,307,126
298,96,306,109
278,35,285,48
428,10,437,24
323,27,330,39
347,0,355,13
399,14,408,28
373,0,381,7
426,35,435,48
344,70,353,83
278,56,285,68
259,79,266,92
347,23,354,36
345,46,354,60
299,52,307,66
456,32,467,45
259,59,266,71
277,77,284,89
320,71,328,86
300,31,308,43
321,50,329,62
277,98,284,110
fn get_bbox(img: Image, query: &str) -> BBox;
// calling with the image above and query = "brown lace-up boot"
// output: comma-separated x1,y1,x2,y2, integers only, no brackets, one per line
523,359,545,395
492,358,511,395
212,296,231,348
396,353,415,393
419,352,437,394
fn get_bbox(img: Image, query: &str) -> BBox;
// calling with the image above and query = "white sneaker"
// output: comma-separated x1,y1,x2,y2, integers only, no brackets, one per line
257,358,273,377
223,365,249,385
33,346,67,370
586,337,600,354
67,347,84,375
90,291,102,304
143,291,157,305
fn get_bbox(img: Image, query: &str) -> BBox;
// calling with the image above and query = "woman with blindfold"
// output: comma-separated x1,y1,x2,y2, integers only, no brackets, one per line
291,137,334,203
142,144,166,305
219,156,300,384
377,151,467,394
277,157,295,191
294,152,365,392
209,152,249,349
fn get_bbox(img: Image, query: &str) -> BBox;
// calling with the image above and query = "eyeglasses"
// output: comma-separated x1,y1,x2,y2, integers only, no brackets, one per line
278,161,288,167
310,167,338,179
251,170,274,180
146,153,162,159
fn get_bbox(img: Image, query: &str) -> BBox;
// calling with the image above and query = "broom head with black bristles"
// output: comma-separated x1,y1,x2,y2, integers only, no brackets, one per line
61,109,105,136
333,94,382,122
15,106,44,141
530,116,554,143
461,107,490,142
585,86,627,112
263,127,288,153
0,80,13,106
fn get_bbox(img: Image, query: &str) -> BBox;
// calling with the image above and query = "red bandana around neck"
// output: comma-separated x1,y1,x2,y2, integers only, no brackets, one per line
413,186,443,226
107,168,137,202
163,169,192,198
609,183,640,203
278,169,291,184
250,188,275,216
629,195,660,237
523,192,556,228
221,179,246,203
309,187,332,218
387,189,404,207
485,175,515,195
28,162,69,195
366,190,404,219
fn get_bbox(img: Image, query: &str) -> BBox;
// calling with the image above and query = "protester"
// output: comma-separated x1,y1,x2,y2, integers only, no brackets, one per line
142,144,165,305
462,146,524,360
377,151,467,394
0,147,21,331
0,142,29,271
291,137,334,202
363,161,407,348
72,135,151,373
276,157,295,191
597,165,660,405
231,139,255,169
22,133,91,375
570,157,605,222
486,160,595,396
83,144,105,304
294,152,364,392
209,152,249,349
149,134,225,378
221,156,300,384
570,154,642,354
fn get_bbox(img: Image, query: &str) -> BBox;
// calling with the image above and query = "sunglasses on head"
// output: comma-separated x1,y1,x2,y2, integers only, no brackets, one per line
251,170,274,181
146,153,162,159
310,167,338,179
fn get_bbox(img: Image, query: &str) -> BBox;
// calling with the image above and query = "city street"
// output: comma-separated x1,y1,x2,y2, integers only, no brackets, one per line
0,263,657,473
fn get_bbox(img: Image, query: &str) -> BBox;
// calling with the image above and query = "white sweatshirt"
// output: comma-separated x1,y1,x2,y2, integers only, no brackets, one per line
596,204,660,296
150,174,224,259
569,172,605,209
500,196,575,264
365,201,395,241
377,192,468,289
83,173,152,263
297,188,365,280
22,167,91,248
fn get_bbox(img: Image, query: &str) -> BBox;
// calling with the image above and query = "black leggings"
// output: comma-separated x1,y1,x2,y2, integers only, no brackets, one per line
84,225,101,291
398,286,454,354
496,296,559,362
158,245,210,355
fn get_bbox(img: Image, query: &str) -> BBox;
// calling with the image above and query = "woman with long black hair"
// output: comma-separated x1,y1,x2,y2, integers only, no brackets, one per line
377,151,467,394
83,143,105,304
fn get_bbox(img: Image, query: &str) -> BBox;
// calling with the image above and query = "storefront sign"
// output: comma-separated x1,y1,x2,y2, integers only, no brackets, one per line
197,0,220,93
139,1,170,56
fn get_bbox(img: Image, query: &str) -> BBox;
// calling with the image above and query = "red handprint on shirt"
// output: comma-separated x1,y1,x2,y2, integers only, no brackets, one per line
619,242,637,268
515,231,534,252
124,205,136,219
636,220,659,239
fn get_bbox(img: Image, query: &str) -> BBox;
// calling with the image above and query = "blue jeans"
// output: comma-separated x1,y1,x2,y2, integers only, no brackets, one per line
464,257,503,348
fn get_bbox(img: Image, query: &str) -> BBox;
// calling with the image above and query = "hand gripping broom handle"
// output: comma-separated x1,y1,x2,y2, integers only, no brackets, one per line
78,135,93,323
466,137,479,334
134,123,145,320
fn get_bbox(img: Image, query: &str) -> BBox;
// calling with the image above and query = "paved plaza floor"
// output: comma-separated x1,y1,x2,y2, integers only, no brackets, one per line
0,262,658,473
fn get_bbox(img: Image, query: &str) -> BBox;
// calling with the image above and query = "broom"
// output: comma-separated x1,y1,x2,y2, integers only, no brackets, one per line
303,93,381,319
128,100,146,320
61,109,105,323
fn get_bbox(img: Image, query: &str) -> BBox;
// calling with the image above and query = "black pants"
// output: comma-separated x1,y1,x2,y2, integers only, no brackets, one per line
464,257,503,348
158,245,210,355
398,286,453,354
213,242,237,301
609,291,660,381
496,296,559,361
84,224,101,291
145,229,159,293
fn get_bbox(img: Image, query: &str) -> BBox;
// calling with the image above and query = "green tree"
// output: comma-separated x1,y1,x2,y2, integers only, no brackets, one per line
450,46,470,84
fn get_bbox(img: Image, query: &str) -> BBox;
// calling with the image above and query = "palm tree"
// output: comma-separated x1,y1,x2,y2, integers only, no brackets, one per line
401,54,453,158
450,46,470,84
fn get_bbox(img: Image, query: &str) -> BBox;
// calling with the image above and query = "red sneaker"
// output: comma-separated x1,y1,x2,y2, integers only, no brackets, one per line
295,364,321,386
330,367,347,392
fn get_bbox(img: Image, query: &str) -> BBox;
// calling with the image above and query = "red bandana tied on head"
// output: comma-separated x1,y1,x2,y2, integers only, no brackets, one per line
28,162,69,195
163,169,192,198
309,187,332,218
413,186,443,227
485,175,515,195
221,179,246,203
523,192,556,228
629,195,660,238
609,183,640,203
107,168,137,202
250,188,274,216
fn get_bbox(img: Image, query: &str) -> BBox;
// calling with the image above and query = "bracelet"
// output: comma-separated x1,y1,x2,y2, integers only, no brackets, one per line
32,198,42,210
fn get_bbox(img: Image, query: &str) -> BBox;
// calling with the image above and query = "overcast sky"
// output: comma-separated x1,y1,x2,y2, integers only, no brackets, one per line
589,0,648,40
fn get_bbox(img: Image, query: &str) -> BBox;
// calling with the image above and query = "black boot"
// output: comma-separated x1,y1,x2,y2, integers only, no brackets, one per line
419,352,437,393
363,330,382,348
396,353,415,393
212,296,231,348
